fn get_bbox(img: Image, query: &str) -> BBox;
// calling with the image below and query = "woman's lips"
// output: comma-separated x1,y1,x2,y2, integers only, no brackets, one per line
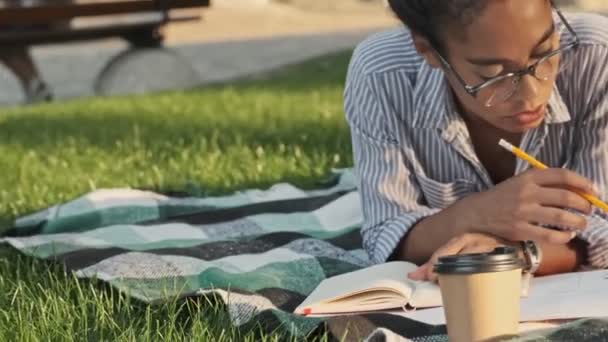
512,105,545,125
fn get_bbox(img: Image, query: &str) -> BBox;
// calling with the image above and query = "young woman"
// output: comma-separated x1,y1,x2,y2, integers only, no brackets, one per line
345,0,608,281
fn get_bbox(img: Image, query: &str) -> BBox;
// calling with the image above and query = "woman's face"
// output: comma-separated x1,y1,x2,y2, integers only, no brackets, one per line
440,0,560,133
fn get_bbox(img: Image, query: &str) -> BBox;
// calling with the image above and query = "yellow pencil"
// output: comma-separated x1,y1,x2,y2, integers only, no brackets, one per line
498,139,608,213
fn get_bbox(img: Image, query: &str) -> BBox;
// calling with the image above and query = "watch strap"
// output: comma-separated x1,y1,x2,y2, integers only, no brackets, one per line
520,240,542,274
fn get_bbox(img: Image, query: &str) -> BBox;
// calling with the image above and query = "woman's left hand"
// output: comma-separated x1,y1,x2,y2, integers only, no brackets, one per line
407,232,515,282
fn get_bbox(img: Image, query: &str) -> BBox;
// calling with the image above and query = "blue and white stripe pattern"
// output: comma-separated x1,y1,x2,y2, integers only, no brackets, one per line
345,12,608,268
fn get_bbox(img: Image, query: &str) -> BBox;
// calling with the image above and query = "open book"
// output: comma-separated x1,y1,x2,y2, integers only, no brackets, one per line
296,261,608,324
294,261,443,315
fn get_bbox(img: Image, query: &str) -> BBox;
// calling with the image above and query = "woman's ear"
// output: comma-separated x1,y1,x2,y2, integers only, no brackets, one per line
412,33,443,69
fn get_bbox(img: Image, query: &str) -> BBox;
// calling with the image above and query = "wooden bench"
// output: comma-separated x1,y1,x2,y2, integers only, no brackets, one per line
0,0,210,47
0,0,211,98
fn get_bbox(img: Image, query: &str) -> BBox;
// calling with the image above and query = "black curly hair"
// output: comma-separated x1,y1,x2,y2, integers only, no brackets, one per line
387,0,490,51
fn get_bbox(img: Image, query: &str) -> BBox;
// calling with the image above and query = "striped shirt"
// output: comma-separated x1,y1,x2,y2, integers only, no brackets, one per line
345,12,608,268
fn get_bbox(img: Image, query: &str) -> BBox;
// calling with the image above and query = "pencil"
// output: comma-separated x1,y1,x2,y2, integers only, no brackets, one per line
498,139,608,213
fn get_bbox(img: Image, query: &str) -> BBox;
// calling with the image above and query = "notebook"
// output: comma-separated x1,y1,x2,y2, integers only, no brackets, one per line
294,261,444,316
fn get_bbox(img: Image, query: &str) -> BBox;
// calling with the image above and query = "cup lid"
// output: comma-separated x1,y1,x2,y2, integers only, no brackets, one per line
433,246,524,274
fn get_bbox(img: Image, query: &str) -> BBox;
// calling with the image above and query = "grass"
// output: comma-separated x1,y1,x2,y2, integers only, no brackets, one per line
0,50,355,341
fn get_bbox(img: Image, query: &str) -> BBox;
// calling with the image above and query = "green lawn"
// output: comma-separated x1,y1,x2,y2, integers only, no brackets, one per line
0,50,355,341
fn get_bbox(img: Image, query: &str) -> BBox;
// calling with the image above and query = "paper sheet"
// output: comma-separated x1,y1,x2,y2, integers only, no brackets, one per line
399,269,608,325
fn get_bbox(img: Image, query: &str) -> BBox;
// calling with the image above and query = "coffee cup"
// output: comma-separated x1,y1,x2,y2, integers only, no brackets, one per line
434,246,525,342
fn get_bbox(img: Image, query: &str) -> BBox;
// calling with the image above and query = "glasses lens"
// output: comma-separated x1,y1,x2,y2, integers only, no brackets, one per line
480,53,564,107
478,76,519,107
476,11,578,107
535,53,562,80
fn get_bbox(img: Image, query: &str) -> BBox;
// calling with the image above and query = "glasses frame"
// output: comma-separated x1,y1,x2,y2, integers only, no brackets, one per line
432,2,580,106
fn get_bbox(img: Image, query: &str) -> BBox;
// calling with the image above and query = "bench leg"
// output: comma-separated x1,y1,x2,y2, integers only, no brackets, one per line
94,47,200,97
0,46,52,104
123,26,164,49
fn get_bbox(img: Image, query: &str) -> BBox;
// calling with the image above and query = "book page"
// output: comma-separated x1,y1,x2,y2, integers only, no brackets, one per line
409,280,442,308
295,261,418,314
527,268,608,297
302,289,410,314
520,269,608,321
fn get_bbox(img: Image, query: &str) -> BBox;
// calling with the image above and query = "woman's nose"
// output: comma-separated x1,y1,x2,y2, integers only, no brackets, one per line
514,74,540,101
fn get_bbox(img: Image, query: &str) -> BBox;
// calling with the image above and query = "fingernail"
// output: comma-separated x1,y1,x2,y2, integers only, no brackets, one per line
593,184,600,195
409,266,426,278
408,272,421,280
570,231,577,240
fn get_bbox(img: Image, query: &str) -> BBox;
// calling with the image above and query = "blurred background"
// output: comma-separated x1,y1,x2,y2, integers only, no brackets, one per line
0,0,605,106
0,0,395,106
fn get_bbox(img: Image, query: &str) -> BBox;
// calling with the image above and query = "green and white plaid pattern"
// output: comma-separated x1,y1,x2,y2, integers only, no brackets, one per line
2,169,605,341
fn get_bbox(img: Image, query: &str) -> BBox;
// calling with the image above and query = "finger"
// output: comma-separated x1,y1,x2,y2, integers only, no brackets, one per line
510,223,576,244
408,264,429,281
424,236,469,282
537,188,592,215
432,235,470,261
533,206,588,231
531,169,597,195
428,269,439,283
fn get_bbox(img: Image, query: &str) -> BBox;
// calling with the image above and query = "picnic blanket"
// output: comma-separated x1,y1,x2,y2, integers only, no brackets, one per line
2,168,608,341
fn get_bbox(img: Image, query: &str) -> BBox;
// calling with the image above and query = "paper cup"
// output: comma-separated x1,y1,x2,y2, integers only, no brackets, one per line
434,247,525,342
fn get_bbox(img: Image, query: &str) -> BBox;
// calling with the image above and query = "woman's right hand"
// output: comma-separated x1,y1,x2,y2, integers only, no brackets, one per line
466,168,597,244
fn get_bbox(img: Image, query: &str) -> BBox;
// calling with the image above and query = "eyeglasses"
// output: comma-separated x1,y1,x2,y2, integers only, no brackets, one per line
433,4,580,107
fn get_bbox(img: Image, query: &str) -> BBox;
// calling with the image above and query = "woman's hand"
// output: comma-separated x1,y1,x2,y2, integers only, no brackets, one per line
408,232,515,282
465,168,595,244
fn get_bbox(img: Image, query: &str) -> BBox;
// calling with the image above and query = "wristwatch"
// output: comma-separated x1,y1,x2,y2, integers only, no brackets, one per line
519,240,542,274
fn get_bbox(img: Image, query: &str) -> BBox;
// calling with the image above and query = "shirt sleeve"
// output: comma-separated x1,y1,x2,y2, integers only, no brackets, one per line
344,59,440,264
567,45,608,268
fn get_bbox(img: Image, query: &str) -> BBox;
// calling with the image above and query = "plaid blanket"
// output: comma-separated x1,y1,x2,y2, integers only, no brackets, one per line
2,169,607,341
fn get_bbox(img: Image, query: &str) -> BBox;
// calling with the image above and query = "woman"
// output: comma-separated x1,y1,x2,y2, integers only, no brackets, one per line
345,0,608,281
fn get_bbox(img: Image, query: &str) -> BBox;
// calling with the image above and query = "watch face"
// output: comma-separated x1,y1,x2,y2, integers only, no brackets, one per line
519,241,534,272
525,241,541,273
529,241,540,257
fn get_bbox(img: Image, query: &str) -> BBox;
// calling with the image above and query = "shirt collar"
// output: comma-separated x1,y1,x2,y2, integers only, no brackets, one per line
412,61,572,129
412,61,457,130
545,84,572,124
